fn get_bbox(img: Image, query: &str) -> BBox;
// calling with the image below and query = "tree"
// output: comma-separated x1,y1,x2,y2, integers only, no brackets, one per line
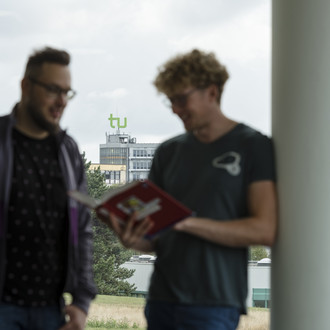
93,229,136,295
81,152,136,295
249,246,269,261
82,152,108,199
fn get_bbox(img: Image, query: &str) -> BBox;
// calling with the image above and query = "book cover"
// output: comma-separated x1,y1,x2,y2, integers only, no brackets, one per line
68,179,192,238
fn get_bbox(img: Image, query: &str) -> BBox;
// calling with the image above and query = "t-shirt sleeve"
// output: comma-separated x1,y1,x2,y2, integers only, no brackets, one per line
246,133,276,184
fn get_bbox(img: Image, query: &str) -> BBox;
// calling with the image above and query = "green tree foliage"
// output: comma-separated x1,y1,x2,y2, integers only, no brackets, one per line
93,237,136,295
81,152,136,295
249,246,269,261
82,152,108,199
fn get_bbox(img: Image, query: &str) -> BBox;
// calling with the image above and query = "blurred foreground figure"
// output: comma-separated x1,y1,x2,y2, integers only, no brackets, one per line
99,49,277,330
0,46,96,330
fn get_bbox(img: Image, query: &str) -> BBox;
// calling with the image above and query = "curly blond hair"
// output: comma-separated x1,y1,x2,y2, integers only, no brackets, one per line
153,49,229,102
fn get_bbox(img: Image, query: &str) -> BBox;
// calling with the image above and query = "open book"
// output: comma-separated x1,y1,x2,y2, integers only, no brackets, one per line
68,179,192,238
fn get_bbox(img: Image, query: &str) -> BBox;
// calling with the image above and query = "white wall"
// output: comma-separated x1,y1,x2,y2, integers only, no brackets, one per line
123,261,271,308
123,262,154,292
247,265,271,307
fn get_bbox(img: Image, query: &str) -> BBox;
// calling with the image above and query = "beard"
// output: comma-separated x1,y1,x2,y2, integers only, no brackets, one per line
26,102,60,135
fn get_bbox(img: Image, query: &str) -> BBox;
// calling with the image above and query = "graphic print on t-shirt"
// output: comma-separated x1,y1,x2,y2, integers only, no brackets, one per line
212,151,241,176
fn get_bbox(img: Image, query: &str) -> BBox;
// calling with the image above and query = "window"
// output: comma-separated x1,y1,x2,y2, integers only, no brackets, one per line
133,173,141,180
252,288,271,308
132,149,149,157
132,161,151,169
100,147,128,165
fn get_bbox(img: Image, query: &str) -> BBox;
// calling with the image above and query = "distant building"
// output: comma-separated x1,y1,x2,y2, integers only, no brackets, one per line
96,132,159,185
123,259,271,308
89,163,126,185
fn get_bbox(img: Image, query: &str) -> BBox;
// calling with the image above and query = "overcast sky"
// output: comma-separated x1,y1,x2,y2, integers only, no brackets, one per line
0,0,271,163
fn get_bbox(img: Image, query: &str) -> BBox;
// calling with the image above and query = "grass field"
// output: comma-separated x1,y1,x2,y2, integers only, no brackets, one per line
85,295,270,329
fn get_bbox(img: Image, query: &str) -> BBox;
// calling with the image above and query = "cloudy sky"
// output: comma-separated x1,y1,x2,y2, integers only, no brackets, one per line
0,0,271,163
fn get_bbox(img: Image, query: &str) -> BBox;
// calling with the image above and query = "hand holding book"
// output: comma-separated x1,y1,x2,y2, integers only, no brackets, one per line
68,179,192,238
96,208,155,250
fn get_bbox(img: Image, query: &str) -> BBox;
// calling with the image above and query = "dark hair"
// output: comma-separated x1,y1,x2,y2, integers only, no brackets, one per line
24,46,70,79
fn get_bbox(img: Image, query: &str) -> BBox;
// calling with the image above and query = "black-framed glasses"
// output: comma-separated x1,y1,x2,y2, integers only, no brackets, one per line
28,77,76,100
163,88,202,108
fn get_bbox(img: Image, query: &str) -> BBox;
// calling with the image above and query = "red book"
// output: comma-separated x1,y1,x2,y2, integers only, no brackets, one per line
68,179,192,238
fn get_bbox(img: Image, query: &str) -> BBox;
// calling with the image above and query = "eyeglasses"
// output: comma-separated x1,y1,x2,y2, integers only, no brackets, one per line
164,88,201,108
28,77,76,100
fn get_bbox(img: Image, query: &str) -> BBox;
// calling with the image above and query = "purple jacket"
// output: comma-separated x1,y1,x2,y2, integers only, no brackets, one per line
0,107,97,313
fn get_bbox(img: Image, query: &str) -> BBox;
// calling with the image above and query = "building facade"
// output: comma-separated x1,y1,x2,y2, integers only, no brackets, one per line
89,163,126,185
99,132,159,184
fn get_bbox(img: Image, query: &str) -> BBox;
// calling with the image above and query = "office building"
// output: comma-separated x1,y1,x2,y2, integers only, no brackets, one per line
98,132,159,184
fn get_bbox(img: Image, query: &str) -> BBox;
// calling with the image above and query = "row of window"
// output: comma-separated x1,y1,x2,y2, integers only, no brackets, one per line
100,148,155,158
103,171,121,180
132,161,152,170
100,148,156,165
132,149,155,157
132,173,148,181
100,158,126,165
100,148,128,157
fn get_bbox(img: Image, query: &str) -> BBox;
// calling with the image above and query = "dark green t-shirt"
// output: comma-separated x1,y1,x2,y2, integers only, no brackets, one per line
147,123,276,313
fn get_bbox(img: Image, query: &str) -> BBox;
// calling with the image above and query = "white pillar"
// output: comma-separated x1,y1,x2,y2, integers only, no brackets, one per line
272,1,330,329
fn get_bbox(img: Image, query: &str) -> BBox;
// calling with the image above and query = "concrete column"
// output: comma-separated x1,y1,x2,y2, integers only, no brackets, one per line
272,1,330,329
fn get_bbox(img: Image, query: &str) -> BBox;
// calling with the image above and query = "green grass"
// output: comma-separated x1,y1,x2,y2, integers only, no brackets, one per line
86,318,140,329
92,294,145,306
86,295,146,330
64,293,145,309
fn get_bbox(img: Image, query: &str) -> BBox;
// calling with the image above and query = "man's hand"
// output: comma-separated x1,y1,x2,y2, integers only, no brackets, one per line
96,208,154,251
59,305,87,330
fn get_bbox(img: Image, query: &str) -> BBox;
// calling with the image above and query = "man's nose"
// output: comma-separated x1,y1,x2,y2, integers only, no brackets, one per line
171,104,183,115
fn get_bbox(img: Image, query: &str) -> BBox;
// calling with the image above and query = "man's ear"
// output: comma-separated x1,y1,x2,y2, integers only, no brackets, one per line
21,78,34,100
208,84,219,102
21,78,29,93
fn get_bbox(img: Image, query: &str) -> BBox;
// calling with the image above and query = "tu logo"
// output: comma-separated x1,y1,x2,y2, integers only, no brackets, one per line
108,114,127,129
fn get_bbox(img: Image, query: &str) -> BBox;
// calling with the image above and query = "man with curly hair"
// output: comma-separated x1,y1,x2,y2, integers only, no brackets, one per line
99,49,277,330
